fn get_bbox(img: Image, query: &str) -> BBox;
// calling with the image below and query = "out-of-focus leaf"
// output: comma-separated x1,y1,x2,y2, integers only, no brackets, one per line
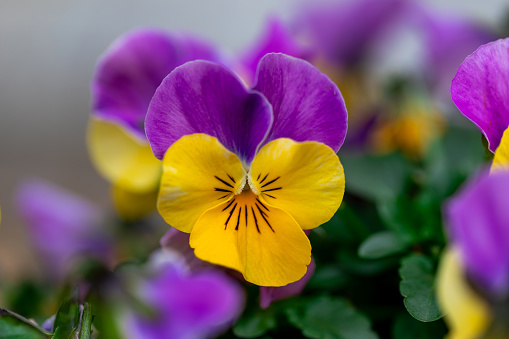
286,296,378,339
52,289,93,339
233,308,277,338
341,153,411,201
307,265,350,290
399,254,444,322
358,231,408,259
0,308,51,338
392,312,447,339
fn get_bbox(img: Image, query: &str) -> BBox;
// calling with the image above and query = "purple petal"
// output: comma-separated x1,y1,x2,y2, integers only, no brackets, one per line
293,0,405,66
240,17,310,85
160,228,213,272
260,257,315,309
410,2,496,91
91,28,223,138
446,170,509,296
253,53,347,152
451,38,509,152
130,262,244,339
16,180,111,279
145,60,273,164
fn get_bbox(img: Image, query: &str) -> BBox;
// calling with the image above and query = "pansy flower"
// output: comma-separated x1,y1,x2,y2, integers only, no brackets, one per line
16,179,112,280
146,53,347,286
88,28,224,219
437,170,509,338
451,38,509,171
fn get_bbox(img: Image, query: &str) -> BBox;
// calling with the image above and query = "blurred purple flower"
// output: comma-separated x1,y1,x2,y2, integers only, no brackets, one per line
451,38,509,153
91,28,224,138
260,257,315,309
293,0,406,67
127,260,244,339
446,170,509,297
16,180,112,280
239,17,310,85
409,2,496,94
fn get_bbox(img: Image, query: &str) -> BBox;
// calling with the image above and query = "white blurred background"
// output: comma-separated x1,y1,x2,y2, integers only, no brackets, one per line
0,0,507,280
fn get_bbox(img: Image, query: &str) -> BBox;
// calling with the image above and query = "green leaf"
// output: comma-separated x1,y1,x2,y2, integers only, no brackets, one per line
341,153,411,201
52,289,93,339
399,254,444,322
0,308,51,339
358,231,408,259
392,312,447,339
233,309,277,338
286,296,378,339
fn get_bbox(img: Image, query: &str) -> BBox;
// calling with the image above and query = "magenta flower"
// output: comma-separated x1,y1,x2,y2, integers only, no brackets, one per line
446,170,509,297
451,38,509,153
16,180,112,280
145,53,347,286
126,260,244,339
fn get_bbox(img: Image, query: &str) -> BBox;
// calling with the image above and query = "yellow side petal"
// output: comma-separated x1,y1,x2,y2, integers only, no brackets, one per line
87,118,161,193
190,190,311,286
111,185,157,221
437,248,491,339
491,127,509,172
248,138,345,230
158,134,246,233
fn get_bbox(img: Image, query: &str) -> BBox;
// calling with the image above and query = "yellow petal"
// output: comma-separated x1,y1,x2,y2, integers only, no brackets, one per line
111,185,157,221
436,248,491,339
491,127,509,172
87,118,161,193
190,190,311,286
158,134,246,233
248,138,344,230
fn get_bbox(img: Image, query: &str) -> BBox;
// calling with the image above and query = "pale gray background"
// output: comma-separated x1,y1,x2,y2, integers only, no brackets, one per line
0,0,507,280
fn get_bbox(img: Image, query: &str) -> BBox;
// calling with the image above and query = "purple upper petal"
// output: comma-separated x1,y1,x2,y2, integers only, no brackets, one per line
293,0,405,66
260,256,315,309
130,262,244,339
446,170,509,297
240,17,310,85
451,38,509,152
16,180,111,279
145,60,273,164
253,53,348,152
91,28,223,138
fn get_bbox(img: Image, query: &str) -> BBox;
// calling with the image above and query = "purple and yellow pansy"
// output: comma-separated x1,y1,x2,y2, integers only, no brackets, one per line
146,53,347,286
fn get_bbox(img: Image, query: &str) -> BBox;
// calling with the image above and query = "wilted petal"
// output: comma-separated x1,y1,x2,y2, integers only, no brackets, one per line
260,257,315,309
145,61,273,164
91,28,223,137
129,262,244,339
253,53,348,152
446,170,509,296
16,180,111,278
451,38,509,152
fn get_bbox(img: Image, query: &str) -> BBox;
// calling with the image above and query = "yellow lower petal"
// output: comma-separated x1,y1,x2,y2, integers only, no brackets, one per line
190,190,311,286
437,248,491,339
158,134,246,233
491,127,509,172
248,138,344,230
111,185,157,221
87,117,161,193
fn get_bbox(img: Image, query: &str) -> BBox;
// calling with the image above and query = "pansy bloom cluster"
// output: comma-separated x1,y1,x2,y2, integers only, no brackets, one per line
5,1,509,338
